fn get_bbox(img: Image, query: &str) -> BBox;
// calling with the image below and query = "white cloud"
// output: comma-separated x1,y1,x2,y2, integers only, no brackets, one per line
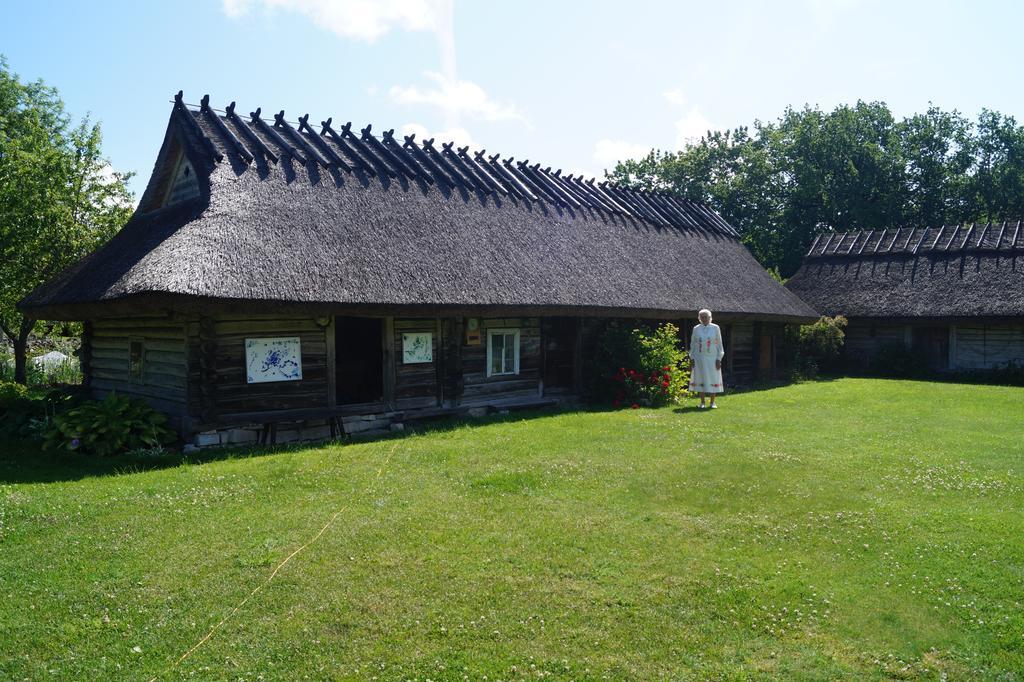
222,0,440,42
673,109,713,147
389,72,529,127
662,88,686,107
592,139,653,171
400,122,475,150
662,89,713,148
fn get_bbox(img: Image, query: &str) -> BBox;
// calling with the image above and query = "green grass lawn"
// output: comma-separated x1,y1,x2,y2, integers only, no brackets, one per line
1,378,1022,680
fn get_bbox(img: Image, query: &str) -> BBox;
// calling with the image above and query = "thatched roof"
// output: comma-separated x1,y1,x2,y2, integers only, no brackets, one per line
787,224,1024,319
21,93,816,322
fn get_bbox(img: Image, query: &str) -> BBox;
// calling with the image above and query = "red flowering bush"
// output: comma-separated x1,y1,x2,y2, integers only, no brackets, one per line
590,322,690,408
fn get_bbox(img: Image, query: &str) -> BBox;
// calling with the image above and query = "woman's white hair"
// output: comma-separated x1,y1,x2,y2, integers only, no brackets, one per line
698,308,713,321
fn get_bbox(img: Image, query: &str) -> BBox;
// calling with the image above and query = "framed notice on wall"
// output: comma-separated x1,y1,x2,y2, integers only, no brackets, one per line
465,317,481,345
402,332,433,364
245,337,303,383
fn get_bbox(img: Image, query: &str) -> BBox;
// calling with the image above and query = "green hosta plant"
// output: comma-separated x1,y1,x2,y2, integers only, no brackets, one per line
43,392,175,457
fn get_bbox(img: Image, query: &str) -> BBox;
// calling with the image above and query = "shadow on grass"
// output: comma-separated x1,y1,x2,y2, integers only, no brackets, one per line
0,405,609,485
0,378,837,485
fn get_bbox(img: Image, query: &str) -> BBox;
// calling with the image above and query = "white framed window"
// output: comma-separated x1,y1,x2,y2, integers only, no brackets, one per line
487,328,520,377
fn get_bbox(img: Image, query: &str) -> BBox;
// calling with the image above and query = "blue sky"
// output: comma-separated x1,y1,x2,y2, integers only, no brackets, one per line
3,0,1022,199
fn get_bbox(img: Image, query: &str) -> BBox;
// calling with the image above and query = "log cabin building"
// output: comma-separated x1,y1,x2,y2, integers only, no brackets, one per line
787,224,1024,372
20,93,816,446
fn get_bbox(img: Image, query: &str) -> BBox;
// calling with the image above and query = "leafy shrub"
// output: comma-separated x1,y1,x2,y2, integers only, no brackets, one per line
787,316,847,379
587,322,690,407
42,392,175,457
0,380,29,407
869,342,930,378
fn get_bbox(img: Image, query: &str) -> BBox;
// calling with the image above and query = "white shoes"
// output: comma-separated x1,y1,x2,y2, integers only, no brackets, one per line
698,403,706,409
709,403,718,409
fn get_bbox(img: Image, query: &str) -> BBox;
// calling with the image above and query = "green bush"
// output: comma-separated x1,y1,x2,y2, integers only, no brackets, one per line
0,380,29,407
869,342,930,378
787,316,847,379
587,322,690,407
42,392,175,457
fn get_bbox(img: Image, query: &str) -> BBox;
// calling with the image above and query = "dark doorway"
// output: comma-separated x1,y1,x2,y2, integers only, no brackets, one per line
543,317,578,392
335,317,384,404
758,332,775,375
912,326,949,370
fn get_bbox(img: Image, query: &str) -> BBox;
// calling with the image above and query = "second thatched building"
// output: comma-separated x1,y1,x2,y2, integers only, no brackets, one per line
787,224,1024,372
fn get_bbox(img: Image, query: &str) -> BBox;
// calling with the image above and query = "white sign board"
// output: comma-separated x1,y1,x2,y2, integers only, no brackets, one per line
402,332,433,364
245,337,303,383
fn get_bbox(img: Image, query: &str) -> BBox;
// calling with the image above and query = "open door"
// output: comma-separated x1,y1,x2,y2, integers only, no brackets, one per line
335,317,384,405
542,317,578,393
912,326,949,370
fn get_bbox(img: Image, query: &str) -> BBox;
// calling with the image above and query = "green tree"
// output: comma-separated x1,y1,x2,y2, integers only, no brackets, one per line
0,57,133,383
609,101,1024,278
969,109,1024,220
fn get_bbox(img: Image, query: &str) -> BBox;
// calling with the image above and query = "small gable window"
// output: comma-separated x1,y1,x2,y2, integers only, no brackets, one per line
487,328,520,377
129,339,144,383
164,152,200,207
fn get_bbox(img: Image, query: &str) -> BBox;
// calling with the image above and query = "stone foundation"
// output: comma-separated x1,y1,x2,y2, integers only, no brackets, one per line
186,412,401,450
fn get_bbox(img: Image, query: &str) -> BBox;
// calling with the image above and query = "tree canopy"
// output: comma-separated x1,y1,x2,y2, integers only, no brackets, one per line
608,101,1024,278
0,57,133,383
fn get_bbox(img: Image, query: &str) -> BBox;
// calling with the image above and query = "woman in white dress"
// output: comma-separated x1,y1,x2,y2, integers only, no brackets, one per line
689,308,725,409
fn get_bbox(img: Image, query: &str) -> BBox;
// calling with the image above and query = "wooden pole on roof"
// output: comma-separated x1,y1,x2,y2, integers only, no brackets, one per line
1011,220,1022,248
819,232,836,254
481,152,531,201
340,122,397,179
901,228,916,251
401,135,457,188
504,159,556,203
365,127,422,179
994,221,1008,249
226,101,278,163
443,143,502,196
960,223,976,250
320,119,378,177
806,234,822,256
885,229,901,252
249,107,308,164
943,224,961,251
422,139,472,191
857,230,874,254
173,91,223,162
380,131,433,182
976,221,992,247
200,95,254,164
847,232,863,254
872,229,887,253
586,178,632,214
274,111,331,166
297,114,352,171
911,228,930,255
455,146,507,196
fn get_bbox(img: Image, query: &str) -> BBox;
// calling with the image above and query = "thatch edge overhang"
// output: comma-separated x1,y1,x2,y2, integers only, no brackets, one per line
22,292,818,325
19,93,819,324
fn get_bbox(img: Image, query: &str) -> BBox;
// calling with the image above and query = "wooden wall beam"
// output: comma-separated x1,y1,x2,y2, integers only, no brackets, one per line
383,316,396,410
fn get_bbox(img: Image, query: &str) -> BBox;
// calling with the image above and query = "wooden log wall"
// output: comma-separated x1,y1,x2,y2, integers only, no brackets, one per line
89,317,189,423
843,321,906,367
728,321,754,383
199,314,329,420
394,318,442,410
953,324,1024,369
460,317,542,406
